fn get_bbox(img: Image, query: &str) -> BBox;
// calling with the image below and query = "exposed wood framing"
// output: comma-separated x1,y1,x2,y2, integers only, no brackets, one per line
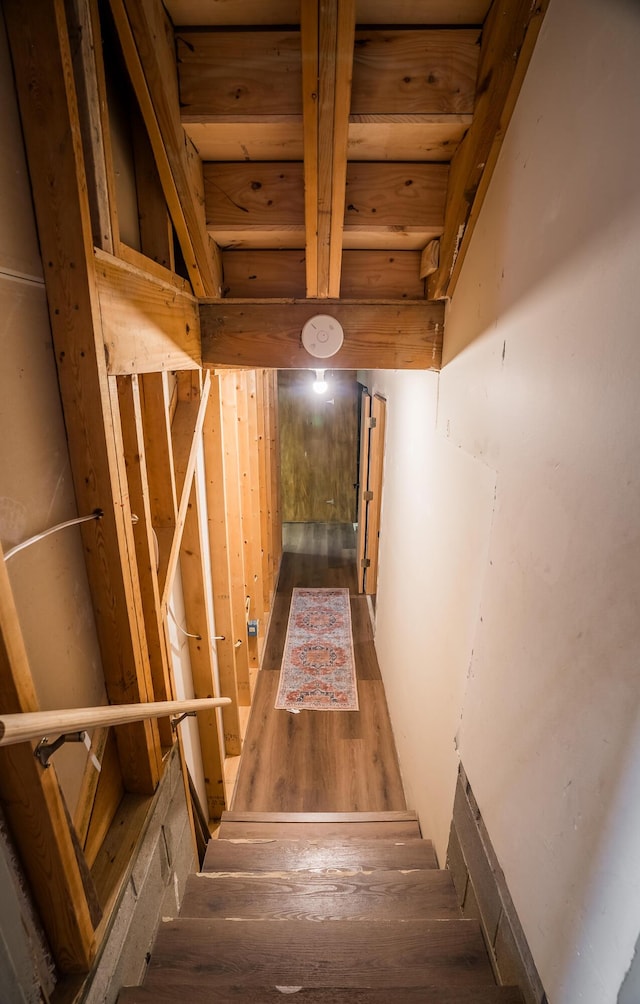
235,371,265,669
302,0,355,297
108,0,222,296
4,0,161,795
118,374,175,748
428,0,550,299
0,549,97,972
64,0,118,252
96,248,202,374
254,371,273,614
200,301,444,371
202,376,243,755
218,373,252,706
179,480,226,820
161,370,212,608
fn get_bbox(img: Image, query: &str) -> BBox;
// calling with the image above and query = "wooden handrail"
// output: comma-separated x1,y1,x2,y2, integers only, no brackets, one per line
0,698,231,746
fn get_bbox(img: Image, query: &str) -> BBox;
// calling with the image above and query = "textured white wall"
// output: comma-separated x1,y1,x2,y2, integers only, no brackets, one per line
368,1,640,1001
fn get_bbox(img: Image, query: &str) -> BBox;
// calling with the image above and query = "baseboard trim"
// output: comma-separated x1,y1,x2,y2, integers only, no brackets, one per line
447,764,548,1004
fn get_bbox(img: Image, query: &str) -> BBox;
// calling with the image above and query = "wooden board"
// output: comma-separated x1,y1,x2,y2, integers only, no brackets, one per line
4,0,162,796
182,869,458,920
363,394,386,595
347,117,471,162
121,986,524,1004
95,248,201,374
184,120,304,162
204,162,305,246
145,917,492,987
351,29,480,115
202,376,243,754
179,480,227,820
200,301,444,370
109,0,222,296
278,370,359,523
0,548,98,972
177,30,302,117
341,251,424,299
344,163,448,230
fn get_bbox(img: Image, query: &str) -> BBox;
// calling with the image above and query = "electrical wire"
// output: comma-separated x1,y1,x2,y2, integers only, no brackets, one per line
4,509,103,561
167,603,201,640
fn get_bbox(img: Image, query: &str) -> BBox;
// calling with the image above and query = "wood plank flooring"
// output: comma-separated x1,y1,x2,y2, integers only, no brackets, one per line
231,523,406,813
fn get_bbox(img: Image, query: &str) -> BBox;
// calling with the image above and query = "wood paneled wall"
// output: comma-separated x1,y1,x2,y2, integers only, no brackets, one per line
278,370,359,523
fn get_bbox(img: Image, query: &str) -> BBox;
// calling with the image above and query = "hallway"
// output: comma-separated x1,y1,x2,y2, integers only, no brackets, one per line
231,523,407,814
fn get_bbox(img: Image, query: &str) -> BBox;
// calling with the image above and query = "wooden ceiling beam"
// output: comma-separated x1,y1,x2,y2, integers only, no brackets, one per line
428,0,550,300
200,300,443,370
109,0,222,296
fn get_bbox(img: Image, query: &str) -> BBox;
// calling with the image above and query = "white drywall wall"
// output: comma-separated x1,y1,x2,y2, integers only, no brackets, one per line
369,1,640,1001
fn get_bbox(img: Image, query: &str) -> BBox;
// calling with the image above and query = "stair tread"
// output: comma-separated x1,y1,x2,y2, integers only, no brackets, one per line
181,868,458,920
221,811,419,823
218,820,422,841
203,838,438,872
142,918,495,989
120,986,525,1003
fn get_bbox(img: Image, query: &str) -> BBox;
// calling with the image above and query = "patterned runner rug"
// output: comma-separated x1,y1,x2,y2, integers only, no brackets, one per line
274,587,359,712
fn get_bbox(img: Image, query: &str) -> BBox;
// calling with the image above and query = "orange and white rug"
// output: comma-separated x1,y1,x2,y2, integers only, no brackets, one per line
274,587,359,712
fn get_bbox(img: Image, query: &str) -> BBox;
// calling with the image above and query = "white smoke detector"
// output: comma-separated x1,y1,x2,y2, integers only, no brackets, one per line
301,314,344,359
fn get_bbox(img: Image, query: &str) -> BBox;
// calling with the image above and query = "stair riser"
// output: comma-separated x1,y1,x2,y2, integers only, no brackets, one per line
143,918,496,989
120,988,525,1004
182,869,458,920
203,839,438,873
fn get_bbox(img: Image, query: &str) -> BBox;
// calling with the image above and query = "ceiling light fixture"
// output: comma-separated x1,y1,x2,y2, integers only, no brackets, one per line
301,314,344,359
312,369,328,395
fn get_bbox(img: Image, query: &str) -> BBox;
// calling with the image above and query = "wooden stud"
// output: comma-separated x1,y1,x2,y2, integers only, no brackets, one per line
118,374,175,748
301,1,319,297
255,371,273,615
179,480,227,821
64,0,118,252
234,372,262,670
200,301,444,371
219,372,252,705
160,370,212,609
0,548,97,972
202,376,243,755
4,0,161,795
108,0,222,296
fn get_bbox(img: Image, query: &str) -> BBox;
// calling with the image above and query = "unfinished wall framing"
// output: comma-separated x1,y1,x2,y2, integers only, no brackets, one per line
0,0,281,989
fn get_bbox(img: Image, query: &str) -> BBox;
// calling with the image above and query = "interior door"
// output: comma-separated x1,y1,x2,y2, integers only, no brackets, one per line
357,393,386,595
278,370,359,522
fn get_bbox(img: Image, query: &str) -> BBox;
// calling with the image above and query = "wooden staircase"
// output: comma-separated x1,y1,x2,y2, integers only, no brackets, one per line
118,811,524,1003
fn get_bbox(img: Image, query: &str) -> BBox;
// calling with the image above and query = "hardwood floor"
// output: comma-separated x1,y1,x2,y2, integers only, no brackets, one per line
231,523,406,813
